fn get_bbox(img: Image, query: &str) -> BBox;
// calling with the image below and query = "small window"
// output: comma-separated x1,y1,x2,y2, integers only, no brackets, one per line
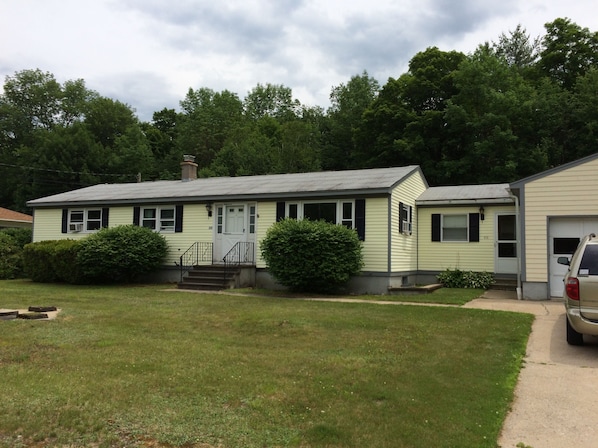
249,205,256,234
159,208,175,231
442,215,468,241
288,204,298,219
142,208,157,229
87,210,102,231
553,238,580,255
217,206,223,234
399,202,412,235
341,202,353,228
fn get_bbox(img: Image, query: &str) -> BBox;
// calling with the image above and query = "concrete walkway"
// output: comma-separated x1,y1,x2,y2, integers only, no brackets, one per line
466,292,598,448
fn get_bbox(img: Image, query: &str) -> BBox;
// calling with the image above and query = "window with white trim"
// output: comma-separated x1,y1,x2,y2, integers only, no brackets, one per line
442,214,468,241
68,209,104,232
141,206,176,232
399,202,412,235
285,201,355,229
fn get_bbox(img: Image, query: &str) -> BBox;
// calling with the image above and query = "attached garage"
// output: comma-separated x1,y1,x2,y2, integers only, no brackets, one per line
510,153,598,300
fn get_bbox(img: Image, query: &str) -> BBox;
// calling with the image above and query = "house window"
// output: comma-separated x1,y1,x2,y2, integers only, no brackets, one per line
431,213,479,242
141,206,176,232
285,201,355,228
399,202,412,235
341,202,354,229
303,202,337,223
442,215,468,241
217,206,223,234
249,205,256,234
278,200,365,241
68,209,106,233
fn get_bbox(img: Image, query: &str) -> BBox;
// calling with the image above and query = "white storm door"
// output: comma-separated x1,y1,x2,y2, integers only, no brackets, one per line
495,213,518,274
221,205,246,259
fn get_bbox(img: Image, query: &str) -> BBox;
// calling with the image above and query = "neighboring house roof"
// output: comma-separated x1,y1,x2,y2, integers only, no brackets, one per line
416,183,513,206
27,166,425,208
0,207,33,224
510,152,598,189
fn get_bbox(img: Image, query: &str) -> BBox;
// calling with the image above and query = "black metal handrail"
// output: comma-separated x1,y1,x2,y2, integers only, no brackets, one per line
222,242,255,285
179,242,213,282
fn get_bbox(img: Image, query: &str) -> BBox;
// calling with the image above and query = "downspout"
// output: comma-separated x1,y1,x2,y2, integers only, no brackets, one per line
507,189,522,300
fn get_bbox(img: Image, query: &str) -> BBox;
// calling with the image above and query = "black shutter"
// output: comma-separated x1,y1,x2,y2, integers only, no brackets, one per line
432,214,441,242
61,209,68,234
175,205,184,233
101,208,109,228
399,202,404,234
133,207,140,226
355,199,365,241
276,202,286,222
469,213,480,242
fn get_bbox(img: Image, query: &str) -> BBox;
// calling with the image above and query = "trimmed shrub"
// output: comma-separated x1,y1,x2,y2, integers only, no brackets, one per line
77,225,168,283
51,239,84,284
260,218,363,293
0,232,23,279
23,240,62,282
437,269,494,289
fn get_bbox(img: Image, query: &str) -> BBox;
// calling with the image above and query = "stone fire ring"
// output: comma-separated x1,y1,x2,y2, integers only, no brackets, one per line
0,307,61,321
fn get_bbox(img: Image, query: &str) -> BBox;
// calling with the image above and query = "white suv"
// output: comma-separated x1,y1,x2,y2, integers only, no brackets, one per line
558,233,598,345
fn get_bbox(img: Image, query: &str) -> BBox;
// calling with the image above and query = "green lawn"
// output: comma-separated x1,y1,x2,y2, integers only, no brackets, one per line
0,281,532,448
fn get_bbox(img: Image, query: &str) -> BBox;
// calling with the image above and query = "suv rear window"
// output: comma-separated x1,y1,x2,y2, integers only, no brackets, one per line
579,245,598,275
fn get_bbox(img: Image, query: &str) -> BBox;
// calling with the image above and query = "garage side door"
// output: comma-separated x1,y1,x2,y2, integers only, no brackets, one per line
549,217,598,297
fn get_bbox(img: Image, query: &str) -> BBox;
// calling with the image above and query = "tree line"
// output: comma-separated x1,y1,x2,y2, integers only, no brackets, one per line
1,17,597,212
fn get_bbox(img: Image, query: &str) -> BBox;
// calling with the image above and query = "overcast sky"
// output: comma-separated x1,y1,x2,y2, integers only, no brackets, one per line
1,0,597,122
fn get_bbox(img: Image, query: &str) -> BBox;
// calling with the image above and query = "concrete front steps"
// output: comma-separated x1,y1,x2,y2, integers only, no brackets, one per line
178,265,239,291
490,277,518,292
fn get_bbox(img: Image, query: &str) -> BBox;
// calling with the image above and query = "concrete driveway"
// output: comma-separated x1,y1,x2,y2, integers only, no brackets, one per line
465,293,598,448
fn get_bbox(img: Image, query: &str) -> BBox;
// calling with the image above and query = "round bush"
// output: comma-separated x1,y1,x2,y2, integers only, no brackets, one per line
260,218,363,293
77,225,168,283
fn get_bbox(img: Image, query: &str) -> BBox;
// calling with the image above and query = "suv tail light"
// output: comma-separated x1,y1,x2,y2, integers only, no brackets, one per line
566,277,580,301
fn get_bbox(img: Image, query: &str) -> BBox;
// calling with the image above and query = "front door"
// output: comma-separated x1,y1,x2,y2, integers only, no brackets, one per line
221,204,245,260
495,213,518,274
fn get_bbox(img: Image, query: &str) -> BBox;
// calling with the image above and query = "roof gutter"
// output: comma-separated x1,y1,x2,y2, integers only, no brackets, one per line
416,198,515,207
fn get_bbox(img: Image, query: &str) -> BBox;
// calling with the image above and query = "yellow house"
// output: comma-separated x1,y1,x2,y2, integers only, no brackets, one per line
26,153,598,298
27,159,428,294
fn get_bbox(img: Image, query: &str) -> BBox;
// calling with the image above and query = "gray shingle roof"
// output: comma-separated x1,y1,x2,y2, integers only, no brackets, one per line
416,183,513,205
28,166,423,207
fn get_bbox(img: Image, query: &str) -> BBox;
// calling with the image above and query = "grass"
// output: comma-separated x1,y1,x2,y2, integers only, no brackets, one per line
0,280,533,447
234,287,485,305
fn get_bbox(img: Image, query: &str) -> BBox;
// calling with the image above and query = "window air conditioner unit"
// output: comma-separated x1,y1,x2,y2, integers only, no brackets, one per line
69,223,83,232
401,221,412,235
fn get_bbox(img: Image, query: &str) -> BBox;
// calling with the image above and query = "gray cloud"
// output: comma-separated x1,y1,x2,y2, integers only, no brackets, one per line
2,0,594,121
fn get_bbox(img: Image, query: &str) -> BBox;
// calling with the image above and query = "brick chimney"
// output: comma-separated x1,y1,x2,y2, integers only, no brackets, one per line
180,155,198,181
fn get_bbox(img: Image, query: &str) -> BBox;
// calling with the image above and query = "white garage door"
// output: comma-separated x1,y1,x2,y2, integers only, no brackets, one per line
549,217,598,297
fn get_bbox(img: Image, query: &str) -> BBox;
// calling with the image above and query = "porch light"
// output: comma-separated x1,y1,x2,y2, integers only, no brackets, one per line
206,203,213,217
479,206,485,221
